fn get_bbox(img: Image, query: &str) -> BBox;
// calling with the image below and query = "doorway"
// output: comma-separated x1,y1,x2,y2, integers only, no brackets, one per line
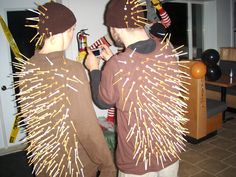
163,2,204,59
233,0,236,47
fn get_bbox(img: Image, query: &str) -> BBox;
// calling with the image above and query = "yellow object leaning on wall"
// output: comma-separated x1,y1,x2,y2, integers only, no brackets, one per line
0,15,22,143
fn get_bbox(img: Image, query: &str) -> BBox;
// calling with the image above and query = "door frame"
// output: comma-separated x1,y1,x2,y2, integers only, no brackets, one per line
232,0,236,47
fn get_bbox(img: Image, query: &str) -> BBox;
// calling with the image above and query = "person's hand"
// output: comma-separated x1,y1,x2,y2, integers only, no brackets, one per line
85,48,100,71
99,44,114,61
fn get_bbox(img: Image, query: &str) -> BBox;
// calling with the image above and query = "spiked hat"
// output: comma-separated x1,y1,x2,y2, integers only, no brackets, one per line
37,2,76,37
26,1,76,46
104,0,149,28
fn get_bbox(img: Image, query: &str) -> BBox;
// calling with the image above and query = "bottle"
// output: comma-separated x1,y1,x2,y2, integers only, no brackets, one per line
229,69,233,84
229,68,233,78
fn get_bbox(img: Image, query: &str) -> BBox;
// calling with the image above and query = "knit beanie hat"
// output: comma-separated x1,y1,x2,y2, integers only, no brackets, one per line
104,0,149,28
37,2,76,38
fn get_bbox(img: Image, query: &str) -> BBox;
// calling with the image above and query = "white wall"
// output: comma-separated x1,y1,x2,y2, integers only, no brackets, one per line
0,98,6,150
203,1,218,50
62,0,109,60
216,0,232,48
203,0,232,50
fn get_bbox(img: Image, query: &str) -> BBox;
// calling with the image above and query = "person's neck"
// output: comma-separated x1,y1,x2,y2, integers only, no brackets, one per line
122,29,150,47
39,35,64,54
39,47,63,54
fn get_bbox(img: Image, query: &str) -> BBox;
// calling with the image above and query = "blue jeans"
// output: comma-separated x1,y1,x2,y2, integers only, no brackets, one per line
118,161,179,177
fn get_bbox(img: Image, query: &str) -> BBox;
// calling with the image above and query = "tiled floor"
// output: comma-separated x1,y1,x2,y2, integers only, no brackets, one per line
179,113,236,177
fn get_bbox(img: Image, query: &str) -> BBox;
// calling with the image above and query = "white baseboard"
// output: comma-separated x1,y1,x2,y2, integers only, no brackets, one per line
0,143,27,156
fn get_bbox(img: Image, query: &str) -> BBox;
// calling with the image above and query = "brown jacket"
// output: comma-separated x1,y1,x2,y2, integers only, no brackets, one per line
97,38,187,174
19,51,116,177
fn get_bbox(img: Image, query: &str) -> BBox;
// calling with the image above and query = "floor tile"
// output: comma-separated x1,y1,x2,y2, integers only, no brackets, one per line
227,145,236,154
191,170,215,177
197,158,228,174
223,154,236,168
216,167,236,177
204,147,232,160
209,137,234,149
232,137,236,142
178,160,200,177
204,136,219,143
185,143,195,152
180,150,208,164
190,142,214,153
222,123,236,131
218,129,236,140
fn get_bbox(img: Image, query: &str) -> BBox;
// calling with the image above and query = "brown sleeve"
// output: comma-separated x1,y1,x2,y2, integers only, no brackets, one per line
73,64,116,177
98,59,119,105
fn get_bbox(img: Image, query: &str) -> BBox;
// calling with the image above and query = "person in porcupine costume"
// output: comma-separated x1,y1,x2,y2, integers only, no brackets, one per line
88,0,169,133
85,0,190,177
16,2,116,177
